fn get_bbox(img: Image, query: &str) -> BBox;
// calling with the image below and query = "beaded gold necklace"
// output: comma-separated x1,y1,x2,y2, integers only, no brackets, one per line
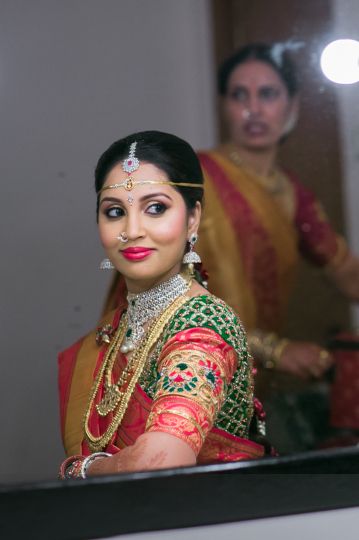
227,144,286,195
83,294,189,452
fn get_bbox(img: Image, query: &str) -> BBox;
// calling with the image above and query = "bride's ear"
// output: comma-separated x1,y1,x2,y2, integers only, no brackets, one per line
187,201,201,237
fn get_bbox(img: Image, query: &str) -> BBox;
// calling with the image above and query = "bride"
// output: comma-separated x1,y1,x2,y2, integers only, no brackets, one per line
59,130,265,479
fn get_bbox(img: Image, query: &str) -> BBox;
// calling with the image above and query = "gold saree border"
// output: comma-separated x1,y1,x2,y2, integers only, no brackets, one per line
64,310,118,455
199,149,298,330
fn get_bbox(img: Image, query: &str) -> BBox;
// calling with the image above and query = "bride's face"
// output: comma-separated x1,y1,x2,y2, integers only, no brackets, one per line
98,162,201,293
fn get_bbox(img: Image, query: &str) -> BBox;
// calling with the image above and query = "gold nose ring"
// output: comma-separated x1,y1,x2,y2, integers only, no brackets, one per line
117,232,129,243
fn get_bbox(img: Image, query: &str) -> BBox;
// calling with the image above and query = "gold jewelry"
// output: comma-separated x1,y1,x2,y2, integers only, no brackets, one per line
59,455,84,479
227,144,286,195
183,233,201,278
318,349,330,368
98,179,203,194
325,235,349,270
121,274,190,353
248,330,289,370
272,338,290,368
84,294,189,452
117,232,128,243
98,139,203,195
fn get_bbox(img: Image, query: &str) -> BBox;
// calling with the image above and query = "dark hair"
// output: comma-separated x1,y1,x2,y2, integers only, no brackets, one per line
218,43,299,98
95,130,204,215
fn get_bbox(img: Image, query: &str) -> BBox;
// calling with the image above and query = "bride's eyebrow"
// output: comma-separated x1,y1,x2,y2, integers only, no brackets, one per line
140,193,172,202
99,192,173,206
99,196,124,205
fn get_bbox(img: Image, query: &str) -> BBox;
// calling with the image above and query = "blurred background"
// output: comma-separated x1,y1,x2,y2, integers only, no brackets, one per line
1,0,359,483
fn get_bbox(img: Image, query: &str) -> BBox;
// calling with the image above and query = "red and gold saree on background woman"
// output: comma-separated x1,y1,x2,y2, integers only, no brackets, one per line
59,294,265,465
195,145,348,453
197,145,345,334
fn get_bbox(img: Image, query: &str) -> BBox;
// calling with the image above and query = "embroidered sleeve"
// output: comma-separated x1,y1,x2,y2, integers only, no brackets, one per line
145,328,236,455
293,179,348,267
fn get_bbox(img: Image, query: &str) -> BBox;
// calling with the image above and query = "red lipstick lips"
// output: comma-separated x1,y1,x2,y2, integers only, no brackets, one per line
120,247,154,261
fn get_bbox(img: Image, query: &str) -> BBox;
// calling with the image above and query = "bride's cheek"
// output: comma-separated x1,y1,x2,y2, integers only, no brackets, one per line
98,223,117,248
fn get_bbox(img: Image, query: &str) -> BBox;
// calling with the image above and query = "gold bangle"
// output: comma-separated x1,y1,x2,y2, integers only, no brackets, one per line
318,349,330,368
271,338,290,369
248,331,290,370
249,330,277,368
326,235,349,270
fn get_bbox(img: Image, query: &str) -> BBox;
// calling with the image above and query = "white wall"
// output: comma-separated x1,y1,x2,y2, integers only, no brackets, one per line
102,506,359,540
0,0,216,484
331,0,359,324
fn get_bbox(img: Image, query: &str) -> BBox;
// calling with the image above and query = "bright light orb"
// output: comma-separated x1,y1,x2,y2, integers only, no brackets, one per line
320,39,359,84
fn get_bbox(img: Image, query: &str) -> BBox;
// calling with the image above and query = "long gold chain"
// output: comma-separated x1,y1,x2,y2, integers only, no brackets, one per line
226,144,286,195
83,294,189,452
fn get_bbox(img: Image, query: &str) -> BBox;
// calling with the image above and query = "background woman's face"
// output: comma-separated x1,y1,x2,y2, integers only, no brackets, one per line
223,60,296,151
98,162,200,292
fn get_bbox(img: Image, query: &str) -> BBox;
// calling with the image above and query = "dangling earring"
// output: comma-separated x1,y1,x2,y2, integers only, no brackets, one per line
100,258,115,270
183,233,201,277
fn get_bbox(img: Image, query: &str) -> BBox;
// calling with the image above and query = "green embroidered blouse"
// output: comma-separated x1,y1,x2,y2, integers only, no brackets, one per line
139,294,254,438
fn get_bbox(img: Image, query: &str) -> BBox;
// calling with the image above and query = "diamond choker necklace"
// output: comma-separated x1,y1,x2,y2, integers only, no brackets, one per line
120,273,190,353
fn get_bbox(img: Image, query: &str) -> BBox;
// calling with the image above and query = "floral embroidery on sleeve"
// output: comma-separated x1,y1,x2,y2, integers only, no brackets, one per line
146,337,233,455
140,296,254,440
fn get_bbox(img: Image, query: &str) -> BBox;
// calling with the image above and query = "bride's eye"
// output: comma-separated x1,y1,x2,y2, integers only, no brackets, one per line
146,202,167,215
105,206,125,218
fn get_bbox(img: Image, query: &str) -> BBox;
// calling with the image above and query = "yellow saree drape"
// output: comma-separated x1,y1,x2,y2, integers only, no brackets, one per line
197,149,298,333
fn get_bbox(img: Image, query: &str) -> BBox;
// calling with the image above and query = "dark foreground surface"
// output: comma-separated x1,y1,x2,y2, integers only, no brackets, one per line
1,446,359,539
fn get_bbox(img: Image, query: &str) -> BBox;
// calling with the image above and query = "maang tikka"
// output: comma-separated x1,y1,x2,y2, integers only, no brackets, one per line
97,138,203,195
99,143,139,269
121,141,140,192
183,233,201,276
123,141,140,174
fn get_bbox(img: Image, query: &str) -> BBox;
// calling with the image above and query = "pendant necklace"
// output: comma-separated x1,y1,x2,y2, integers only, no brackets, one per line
120,273,190,353
93,273,190,418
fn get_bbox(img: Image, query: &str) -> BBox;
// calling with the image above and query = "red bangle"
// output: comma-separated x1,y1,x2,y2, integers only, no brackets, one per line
58,455,85,479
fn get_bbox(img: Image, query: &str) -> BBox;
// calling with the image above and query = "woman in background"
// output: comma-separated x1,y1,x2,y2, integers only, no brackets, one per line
195,43,359,451
59,131,265,479
197,43,359,380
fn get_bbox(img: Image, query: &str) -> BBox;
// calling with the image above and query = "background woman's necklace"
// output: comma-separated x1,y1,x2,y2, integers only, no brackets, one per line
227,144,286,195
120,273,190,353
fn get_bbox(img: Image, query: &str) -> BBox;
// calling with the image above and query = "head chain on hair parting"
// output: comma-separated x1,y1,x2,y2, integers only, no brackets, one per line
97,139,203,194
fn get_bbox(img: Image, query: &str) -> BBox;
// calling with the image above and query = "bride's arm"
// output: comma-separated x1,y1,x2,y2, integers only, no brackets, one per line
87,432,196,475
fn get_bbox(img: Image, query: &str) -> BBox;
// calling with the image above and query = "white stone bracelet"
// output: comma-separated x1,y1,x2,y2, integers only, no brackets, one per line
80,452,112,478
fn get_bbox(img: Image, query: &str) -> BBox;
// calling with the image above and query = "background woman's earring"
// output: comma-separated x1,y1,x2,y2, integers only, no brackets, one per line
183,233,201,277
100,258,115,270
282,110,298,137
